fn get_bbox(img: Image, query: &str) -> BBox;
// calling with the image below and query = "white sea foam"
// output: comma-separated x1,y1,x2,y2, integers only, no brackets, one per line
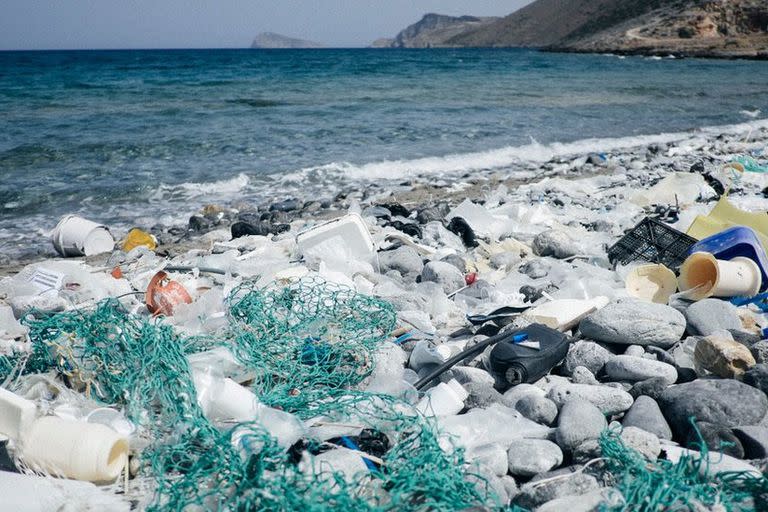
157,172,251,199
283,118,768,183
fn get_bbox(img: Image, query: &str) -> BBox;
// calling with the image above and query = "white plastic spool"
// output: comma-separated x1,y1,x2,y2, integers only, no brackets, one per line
50,215,114,257
20,416,128,482
678,252,761,300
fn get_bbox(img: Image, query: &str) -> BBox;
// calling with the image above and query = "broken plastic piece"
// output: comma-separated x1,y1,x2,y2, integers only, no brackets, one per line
625,264,678,304
296,213,375,266
525,297,610,331
608,217,697,270
0,388,37,442
51,215,115,257
679,252,761,300
687,196,768,251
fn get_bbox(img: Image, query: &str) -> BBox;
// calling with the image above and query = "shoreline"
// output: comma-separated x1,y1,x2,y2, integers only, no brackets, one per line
2,120,765,279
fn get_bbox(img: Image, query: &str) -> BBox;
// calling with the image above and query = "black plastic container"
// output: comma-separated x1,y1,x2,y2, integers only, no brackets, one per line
488,323,570,390
607,217,697,270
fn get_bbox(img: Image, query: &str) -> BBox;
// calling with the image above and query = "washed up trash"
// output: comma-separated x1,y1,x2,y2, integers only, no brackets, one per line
524,297,609,331
122,227,157,252
408,339,452,372
625,264,678,304
145,271,192,316
631,172,714,207
687,195,768,250
51,214,115,257
296,213,375,267
19,415,128,482
0,470,130,512
488,324,569,389
0,387,36,442
688,226,768,292
679,252,761,300
608,217,697,270
416,379,468,417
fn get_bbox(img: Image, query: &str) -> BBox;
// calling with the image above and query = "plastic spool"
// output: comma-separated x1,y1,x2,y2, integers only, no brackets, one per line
50,215,115,257
416,379,468,417
625,264,678,304
20,416,128,482
678,252,761,300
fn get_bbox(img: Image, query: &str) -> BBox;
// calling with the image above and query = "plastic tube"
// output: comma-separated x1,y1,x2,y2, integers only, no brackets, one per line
19,416,128,482
679,252,761,300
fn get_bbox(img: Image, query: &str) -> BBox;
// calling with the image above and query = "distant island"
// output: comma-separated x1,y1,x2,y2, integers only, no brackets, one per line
371,0,768,59
251,32,325,49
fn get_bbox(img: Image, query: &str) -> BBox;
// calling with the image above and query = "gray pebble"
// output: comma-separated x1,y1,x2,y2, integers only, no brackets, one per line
514,472,599,510
733,426,768,458
624,345,645,358
548,383,633,415
378,246,424,277
532,229,579,259
621,396,672,440
519,259,551,279
628,377,669,401
751,341,768,364
571,366,598,385
579,299,686,348
684,299,742,336
463,382,507,409
503,383,545,408
555,398,607,452
507,439,563,477
451,366,496,388
563,340,613,375
515,395,559,426
421,261,465,294
604,355,678,385
620,426,660,460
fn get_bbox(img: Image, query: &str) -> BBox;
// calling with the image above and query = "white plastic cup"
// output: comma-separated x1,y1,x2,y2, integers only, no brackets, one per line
20,416,128,482
416,379,468,417
193,371,260,422
679,252,762,300
51,215,114,257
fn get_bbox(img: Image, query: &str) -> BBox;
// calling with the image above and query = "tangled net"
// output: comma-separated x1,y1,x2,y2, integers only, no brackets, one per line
599,424,768,512
2,278,498,511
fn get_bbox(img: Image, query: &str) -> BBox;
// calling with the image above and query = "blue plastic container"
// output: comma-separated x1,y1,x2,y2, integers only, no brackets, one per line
689,226,768,292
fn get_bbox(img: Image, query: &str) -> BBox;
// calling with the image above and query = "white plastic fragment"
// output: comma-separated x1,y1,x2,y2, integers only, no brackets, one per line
416,379,468,417
525,296,609,331
296,213,375,266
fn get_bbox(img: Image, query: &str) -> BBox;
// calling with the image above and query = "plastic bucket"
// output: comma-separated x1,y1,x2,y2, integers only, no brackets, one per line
51,215,114,257
678,252,761,300
20,416,128,482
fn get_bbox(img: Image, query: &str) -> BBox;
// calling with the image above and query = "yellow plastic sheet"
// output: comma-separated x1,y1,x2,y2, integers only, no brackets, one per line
687,196,768,251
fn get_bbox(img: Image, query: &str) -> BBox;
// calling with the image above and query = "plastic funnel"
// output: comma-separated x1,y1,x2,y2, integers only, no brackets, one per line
679,252,761,300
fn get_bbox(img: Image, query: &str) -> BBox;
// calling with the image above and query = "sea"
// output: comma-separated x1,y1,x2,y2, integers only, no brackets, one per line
1,48,767,258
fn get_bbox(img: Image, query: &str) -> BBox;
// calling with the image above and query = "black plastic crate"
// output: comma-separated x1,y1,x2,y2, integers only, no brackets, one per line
607,217,697,270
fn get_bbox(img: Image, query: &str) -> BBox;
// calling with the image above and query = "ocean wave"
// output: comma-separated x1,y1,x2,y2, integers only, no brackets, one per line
283,117,768,182
156,173,251,199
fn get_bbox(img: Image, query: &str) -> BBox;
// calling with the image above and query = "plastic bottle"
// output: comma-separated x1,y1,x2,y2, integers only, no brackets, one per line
20,416,128,482
416,379,468,417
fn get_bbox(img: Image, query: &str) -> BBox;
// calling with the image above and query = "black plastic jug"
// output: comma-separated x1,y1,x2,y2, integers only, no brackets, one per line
488,323,570,390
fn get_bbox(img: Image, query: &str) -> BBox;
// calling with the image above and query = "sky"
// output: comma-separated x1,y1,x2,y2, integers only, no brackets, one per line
1,1,534,50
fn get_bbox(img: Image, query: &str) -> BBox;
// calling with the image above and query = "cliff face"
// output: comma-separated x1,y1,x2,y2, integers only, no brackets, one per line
558,0,768,58
378,1,768,58
373,13,500,48
250,33,325,49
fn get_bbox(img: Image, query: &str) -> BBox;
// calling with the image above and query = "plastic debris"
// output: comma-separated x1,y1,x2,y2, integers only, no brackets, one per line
122,228,157,252
50,214,115,257
625,264,678,304
608,217,697,270
679,252,761,300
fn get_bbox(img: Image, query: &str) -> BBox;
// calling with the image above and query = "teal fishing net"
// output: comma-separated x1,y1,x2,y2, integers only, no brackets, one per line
598,423,768,512
5,278,498,511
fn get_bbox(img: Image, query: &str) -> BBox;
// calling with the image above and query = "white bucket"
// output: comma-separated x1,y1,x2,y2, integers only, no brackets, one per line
679,252,762,300
19,416,128,482
50,215,114,257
